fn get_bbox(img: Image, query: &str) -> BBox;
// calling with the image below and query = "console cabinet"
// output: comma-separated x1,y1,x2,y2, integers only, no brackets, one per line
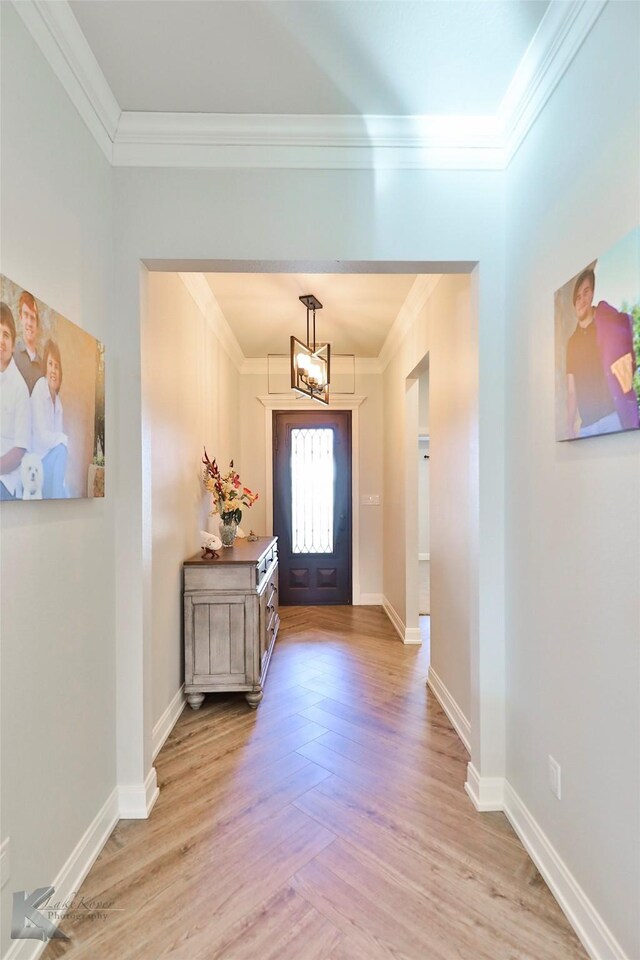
183,537,279,710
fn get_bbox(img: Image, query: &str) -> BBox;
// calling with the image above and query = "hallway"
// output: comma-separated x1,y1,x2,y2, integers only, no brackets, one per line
43,607,585,960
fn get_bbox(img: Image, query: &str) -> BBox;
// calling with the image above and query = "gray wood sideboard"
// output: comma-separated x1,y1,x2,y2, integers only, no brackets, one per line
183,536,279,710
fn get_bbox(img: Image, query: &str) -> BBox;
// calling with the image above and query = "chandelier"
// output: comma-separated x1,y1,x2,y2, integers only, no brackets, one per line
290,294,331,405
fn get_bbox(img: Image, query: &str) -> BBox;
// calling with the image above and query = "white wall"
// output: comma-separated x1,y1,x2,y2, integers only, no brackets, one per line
0,7,115,954
418,367,430,435
145,274,239,729
239,370,384,601
504,4,640,956
383,275,475,719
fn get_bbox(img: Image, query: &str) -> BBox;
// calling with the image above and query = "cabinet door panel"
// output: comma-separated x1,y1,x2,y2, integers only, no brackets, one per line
209,604,232,675
229,604,247,674
193,604,211,675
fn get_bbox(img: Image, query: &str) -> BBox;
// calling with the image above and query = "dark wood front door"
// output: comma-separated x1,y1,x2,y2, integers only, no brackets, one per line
273,410,352,605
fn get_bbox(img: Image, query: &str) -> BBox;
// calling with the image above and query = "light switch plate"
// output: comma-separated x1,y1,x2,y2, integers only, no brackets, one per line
360,494,380,505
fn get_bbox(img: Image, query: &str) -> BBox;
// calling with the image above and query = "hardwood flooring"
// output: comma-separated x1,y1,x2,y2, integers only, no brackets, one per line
43,606,586,960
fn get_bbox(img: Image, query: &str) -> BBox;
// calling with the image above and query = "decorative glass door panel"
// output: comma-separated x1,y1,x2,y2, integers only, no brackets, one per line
273,411,352,605
291,428,334,554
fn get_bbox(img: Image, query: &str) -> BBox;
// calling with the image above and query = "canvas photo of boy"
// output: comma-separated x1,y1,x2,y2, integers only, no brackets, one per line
555,228,640,441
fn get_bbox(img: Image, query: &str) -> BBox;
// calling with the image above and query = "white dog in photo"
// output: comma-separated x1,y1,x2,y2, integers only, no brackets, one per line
20,453,44,500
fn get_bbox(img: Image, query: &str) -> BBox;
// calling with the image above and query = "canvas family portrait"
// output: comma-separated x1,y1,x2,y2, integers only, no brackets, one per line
555,228,640,441
0,275,105,500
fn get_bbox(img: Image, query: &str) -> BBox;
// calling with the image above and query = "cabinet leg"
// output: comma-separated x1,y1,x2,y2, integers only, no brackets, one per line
245,689,263,710
187,692,205,710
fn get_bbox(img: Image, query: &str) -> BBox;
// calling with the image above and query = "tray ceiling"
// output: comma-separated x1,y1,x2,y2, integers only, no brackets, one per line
70,1,547,117
204,272,418,358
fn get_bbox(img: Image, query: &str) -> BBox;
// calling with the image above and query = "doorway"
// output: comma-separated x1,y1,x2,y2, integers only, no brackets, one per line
273,409,352,605
418,435,430,616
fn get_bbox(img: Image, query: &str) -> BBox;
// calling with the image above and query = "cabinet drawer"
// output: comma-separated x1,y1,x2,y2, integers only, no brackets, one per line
185,565,252,592
266,566,278,615
256,554,277,592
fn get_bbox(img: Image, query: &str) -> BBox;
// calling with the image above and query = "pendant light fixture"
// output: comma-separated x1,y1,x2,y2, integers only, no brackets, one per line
290,294,331,404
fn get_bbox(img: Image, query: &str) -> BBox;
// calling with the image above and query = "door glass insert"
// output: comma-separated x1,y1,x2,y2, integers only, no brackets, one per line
291,428,334,553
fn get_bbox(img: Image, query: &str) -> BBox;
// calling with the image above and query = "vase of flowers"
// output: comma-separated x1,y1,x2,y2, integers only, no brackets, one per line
202,451,259,548
219,520,238,547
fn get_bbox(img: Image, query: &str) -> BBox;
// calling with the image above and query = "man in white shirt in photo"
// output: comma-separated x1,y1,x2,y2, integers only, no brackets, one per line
0,302,31,500
13,290,44,394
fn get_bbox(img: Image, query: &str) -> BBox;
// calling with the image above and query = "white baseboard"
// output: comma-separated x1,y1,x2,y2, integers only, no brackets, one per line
382,596,404,639
152,684,186,761
503,783,628,960
3,788,120,960
403,626,422,644
354,593,383,606
118,767,159,820
464,762,505,812
382,596,422,645
462,771,628,959
426,666,471,754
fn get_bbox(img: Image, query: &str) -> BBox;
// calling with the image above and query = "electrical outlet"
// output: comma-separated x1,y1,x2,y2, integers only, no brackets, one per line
548,756,561,799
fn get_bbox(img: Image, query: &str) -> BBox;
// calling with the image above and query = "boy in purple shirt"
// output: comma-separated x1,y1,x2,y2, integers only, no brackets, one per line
566,268,639,438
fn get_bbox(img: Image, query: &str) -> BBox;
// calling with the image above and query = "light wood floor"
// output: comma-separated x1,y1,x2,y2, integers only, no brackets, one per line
44,606,587,960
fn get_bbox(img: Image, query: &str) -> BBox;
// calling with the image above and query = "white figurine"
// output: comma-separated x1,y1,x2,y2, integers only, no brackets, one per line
200,530,222,558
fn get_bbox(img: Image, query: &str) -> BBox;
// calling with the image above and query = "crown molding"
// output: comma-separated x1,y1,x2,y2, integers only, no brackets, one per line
115,112,501,148
12,0,119,162
499,0,607,164
378,275,443,371
15,0,607,171
113,112,504,170
178,273,245,372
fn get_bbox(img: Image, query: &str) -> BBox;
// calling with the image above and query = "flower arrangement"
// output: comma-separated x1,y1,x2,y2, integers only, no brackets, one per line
202,450,259,525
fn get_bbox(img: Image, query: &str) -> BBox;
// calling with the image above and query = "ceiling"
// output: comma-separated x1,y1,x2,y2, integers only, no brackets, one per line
204,273,418,357
18,1,600,170
69,1,547,116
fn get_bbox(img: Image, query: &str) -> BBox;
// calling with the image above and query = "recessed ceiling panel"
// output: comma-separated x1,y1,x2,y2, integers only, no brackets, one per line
70,1,548,116
204,273,418,357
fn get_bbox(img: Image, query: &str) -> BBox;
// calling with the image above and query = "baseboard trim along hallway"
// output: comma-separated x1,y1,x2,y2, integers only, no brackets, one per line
152,684,187,761
426,666,471,753
354,593,383,606
382,596,422,644
464,761,504,811
4,789,120,960
117,767,159,819
464,768,628,960
502,783,629,960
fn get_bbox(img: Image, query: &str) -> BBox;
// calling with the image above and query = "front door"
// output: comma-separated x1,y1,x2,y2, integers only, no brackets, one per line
273,410,352,605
